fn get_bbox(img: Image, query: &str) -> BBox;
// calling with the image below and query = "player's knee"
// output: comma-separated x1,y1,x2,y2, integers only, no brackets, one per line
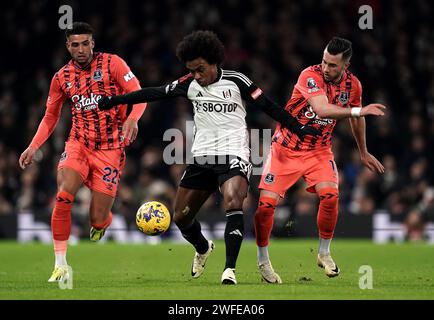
224,198,243,211
223,192,244,211
57,171,81,196
57,184,77,198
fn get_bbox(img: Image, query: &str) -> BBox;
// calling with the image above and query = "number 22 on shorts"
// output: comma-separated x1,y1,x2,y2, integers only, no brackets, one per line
102,166,119,185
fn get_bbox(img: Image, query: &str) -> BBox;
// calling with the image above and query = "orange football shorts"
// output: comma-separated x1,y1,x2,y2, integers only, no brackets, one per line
258,143,338,197
57,140,126,197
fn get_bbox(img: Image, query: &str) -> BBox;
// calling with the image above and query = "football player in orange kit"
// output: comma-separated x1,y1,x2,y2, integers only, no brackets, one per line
254,37,386,283
19,22,146,282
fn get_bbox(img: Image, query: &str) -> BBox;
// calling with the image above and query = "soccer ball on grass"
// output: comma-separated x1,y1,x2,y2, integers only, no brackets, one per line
136,201,171,236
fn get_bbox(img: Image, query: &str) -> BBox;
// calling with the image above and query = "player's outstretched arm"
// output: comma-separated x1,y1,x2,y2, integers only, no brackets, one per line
20,75,65,169
252,93,321,137
98,86,169,110
99,75,193,111
308,95,386,119
19,110,61,169
19,107,61,169
230,72,321,137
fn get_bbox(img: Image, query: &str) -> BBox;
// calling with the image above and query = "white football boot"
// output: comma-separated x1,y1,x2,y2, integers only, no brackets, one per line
191,240,215,278
258,260,282,284
221,268,237,285
48,265,70,282
317,253,340,277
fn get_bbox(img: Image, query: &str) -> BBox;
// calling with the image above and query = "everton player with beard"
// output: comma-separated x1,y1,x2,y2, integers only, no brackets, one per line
254,37,386,283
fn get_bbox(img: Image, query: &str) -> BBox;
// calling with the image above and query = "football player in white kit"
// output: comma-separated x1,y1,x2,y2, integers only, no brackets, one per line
99,30,320,284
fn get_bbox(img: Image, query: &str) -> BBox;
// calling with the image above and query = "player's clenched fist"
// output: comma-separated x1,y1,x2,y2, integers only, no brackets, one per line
19,146,36,169
360,104,387,117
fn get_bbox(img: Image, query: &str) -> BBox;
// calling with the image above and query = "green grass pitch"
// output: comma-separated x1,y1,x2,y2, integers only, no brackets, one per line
0,239,433,300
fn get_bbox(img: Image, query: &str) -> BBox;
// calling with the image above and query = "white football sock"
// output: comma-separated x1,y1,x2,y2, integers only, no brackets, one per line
319,238,331,255
55,253,67,267
257,246,270,265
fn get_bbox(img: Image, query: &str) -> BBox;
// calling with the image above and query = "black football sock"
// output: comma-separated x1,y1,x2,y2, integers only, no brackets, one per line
179,219,209,254
224,210,244,269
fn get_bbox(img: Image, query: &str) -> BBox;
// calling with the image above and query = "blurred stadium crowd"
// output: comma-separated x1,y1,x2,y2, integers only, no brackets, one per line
1,0,433,241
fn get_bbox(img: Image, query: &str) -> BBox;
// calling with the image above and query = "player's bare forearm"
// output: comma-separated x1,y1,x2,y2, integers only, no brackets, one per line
349,117,368,154
349,117,385,173
309,95,352,119
309,96,386,120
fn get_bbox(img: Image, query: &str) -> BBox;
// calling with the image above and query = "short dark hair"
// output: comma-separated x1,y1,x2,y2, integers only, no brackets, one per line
326,37,352,61
65,22,94,39
176,30,225,65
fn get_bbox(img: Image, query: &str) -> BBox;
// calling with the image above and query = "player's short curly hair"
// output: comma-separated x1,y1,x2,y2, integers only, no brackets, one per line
176,30,225,65
65,22,94,39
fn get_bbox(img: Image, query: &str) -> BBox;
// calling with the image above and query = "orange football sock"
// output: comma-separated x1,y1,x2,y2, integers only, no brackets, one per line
254,197,277,247
317,188,339,239
51,191,74,242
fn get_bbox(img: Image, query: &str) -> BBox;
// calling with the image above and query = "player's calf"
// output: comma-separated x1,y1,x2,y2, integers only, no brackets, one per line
52,191,74,241
316,188,340,277
224,210,244,273
254,196,277,247
317,188,339,239
51,191,74,272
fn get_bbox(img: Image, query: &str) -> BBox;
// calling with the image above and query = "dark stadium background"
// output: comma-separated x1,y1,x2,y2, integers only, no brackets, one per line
0,0,433,243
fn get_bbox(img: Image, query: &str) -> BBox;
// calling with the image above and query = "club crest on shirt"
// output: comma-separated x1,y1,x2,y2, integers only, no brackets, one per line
339,91,349,104
264,173,275,184
222,89,232,99
93,69,103,81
